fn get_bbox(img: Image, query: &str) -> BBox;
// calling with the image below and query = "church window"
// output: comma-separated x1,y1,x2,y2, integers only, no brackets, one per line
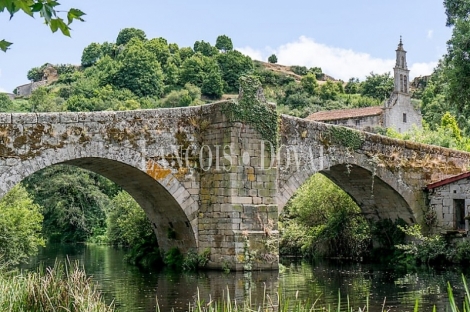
404,75,408,93
401,56,405,67
403,113,407,123
400,74,404,92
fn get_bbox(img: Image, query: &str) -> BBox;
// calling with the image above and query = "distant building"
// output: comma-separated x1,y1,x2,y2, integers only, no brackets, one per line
306,38,422,133
15,80,47,97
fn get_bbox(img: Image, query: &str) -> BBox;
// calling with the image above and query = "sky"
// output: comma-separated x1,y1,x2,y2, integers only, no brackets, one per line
0,0,453,93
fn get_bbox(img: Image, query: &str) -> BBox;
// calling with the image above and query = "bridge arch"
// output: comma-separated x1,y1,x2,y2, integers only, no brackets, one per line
0,144,198,252
277,151,418,223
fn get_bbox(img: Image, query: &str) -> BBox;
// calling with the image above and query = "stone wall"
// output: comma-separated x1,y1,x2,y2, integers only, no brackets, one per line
279,114,470,224
15,80,47,97
427,178,470,232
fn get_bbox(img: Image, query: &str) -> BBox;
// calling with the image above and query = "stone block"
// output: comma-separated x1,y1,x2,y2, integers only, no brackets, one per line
231,197,253,204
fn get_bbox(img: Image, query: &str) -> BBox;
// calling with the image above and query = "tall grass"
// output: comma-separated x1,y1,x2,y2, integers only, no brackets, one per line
161,275,470,312
0,260,114,312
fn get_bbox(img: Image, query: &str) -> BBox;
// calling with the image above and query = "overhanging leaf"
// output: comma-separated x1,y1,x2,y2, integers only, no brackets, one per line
67,8,85,24
0,39,13,52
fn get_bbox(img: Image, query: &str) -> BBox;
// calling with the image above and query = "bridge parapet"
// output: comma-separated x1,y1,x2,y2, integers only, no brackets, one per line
278,114,470,223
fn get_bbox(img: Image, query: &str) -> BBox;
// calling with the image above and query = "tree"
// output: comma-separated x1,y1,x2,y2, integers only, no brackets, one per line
345,77,360,94
0,184,45,265
300,73,318,96
180,53,217,87
81,42,102,67
116,27,147,46
280,174,370,258
444,0,470,26
113,39,164,97
0,0,85,52
443,19,470,115
216,50,253,93
27,63,48,82
22,165,116,243
215,35,233,52
319,80,341,100
193,40,218,57
201,70,224,98
268,54,278,64
145,38,171,66
360,72,394,100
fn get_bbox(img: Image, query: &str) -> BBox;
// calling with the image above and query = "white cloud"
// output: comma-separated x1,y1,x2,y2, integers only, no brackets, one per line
236,46,269,63
427,30,434,39
410,62,437,78
237,36,436,81
0,87,6,93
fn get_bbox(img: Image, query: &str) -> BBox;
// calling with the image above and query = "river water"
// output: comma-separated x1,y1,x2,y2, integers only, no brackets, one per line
20,244,470,311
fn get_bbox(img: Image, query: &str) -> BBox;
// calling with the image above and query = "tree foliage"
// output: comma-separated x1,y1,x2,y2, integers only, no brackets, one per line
113,39,164,97
268,54,277,64
81,42,102,67
280,174,370,258
0,185,44,265
116,27,146,46
0,0,85,51
22,165,116,243
193,40,218,57
360,72,393,100
215,34,233,52
216,50,253,93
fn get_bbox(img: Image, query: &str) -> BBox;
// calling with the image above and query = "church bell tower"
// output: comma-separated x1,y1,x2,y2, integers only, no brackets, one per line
394,36,410,94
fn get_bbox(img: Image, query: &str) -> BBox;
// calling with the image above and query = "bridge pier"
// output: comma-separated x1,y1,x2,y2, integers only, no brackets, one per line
197,105,279,271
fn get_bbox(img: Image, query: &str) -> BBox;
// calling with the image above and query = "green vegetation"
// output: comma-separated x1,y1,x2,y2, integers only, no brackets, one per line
0,260,113,311
0,185,44,265
280,174,370,259
268,54,277,64
0,0,85,52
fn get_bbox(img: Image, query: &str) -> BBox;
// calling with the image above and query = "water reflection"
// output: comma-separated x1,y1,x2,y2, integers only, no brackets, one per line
20,245,470,311
280,259,470,312
21,244,278,311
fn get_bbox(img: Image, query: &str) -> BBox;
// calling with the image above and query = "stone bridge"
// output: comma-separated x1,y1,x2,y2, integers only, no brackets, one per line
0,100,469,270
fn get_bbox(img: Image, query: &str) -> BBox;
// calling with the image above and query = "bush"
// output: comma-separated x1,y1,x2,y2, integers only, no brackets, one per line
182,249,210,271
396,224,448,264
290,65,308,76
164,247,184,269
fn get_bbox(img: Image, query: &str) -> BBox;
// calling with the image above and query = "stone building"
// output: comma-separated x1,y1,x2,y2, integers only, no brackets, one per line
15,80,47,97
306,38,422,133
426,172,470,233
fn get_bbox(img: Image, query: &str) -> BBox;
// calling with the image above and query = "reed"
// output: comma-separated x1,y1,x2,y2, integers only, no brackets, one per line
0,259,114,312
159,275,470,312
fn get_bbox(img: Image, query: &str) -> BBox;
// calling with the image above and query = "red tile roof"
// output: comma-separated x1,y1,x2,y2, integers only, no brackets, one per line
426,172,470,190
305,106,383,121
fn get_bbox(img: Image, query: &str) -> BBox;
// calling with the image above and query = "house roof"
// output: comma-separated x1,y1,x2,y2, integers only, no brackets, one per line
425,172,470,190
305,106,383,122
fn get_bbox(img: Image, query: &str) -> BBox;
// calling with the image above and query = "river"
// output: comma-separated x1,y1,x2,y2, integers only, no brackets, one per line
20,244,470,311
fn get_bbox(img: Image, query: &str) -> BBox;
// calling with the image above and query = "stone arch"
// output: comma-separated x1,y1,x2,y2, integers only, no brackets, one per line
277,152,417,223
0,144,198,253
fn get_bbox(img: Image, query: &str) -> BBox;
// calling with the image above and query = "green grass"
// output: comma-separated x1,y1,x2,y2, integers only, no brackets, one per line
0,259,114,312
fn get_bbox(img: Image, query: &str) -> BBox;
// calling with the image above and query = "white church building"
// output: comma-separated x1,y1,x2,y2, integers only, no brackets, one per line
306,38,422,133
